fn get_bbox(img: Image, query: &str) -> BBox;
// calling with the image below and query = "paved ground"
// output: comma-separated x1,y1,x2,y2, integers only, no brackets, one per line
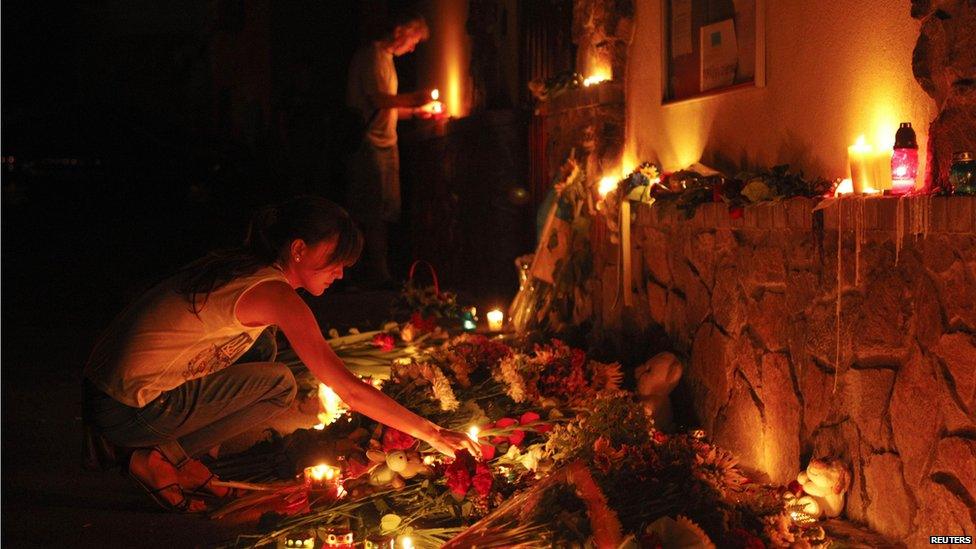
1,288,470,548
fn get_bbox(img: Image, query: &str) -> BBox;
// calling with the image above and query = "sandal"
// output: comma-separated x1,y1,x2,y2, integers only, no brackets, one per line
128,471,204,513
126,449,206,514
187,472,247,503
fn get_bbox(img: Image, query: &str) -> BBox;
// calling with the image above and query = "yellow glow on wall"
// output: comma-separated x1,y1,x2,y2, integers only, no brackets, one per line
421,0,470,118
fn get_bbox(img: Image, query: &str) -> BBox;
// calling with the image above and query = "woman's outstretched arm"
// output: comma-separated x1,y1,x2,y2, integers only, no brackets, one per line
236,280,479,458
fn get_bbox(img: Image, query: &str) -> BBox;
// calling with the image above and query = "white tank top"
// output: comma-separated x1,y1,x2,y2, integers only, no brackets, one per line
85,266,288,407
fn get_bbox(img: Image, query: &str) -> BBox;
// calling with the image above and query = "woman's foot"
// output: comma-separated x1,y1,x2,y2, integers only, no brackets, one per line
128,449,207,513
176,458,232,499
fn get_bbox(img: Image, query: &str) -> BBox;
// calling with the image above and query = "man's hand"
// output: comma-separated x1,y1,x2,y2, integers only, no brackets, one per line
410,89,436,106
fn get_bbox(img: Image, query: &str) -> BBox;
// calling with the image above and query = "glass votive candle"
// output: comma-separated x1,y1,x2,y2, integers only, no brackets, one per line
486,309,504,332
304,463,342,497
321,528,355,548
364,535,396,549
281,531,316,549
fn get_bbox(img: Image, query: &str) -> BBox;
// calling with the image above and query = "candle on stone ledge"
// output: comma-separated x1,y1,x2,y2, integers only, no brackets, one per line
848,136,873,194
486,309,504,332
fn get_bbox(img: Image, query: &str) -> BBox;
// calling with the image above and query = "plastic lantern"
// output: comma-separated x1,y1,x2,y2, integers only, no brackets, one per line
890,122,918,195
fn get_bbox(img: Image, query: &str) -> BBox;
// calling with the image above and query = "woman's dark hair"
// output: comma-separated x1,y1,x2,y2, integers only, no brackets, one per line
176,196,363,313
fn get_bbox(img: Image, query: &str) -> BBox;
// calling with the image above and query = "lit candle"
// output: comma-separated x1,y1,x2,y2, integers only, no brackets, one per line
399,536,414,549
284,532,316,548
322,528,355,548
848,136,873,194
598,176,618,198
486,309,504,332
467,425,480,442
303,463,342,497
872,148,893,192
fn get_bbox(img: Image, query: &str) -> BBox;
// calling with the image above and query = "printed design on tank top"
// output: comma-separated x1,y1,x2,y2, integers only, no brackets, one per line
181,333,254,380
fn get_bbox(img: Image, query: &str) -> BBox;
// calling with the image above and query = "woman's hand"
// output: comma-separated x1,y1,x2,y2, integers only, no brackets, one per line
427,428,483,459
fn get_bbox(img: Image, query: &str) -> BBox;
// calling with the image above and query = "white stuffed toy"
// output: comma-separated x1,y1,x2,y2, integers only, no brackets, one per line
635,352,683,432
792,458,850,519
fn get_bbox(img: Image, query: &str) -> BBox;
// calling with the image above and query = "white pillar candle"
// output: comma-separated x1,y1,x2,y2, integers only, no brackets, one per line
486,309,504,332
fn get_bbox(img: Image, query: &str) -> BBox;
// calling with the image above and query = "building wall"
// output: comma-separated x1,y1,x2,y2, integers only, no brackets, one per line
626,0,938,186
588,197,976,543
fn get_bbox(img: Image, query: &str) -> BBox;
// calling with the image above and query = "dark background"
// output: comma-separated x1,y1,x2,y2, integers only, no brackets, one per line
1,1,442,335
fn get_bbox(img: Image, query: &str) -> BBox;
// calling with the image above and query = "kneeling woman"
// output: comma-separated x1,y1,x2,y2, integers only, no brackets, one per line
84,196,478,512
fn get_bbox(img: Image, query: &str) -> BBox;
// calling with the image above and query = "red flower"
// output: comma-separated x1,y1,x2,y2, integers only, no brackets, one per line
381,428,416,451
471,463,493,498
519,411,551,434
409,312,438,333
444,450,476,497
371,332,395,352
490,417,521,446
445,462,471,497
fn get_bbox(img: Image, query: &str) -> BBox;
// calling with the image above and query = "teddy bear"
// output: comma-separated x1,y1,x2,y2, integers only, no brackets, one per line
364,447,432,491
634,352,683,432
789,458,850,519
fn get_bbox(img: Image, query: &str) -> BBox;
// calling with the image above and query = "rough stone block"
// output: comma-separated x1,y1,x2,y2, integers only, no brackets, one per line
712,374,766,475
889,350,944,487
759,353,801,483
688,323,732,433
851,270,913,366
745,290,789,352
934,259,976,332
933,333,976,413
844,368,896,451
933,437,976,501
908,480,976,548
862,453,916,539
948,198,975,233
712,275,745,336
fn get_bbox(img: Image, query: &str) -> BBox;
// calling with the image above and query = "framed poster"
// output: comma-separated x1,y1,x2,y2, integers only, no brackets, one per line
662,0,765,104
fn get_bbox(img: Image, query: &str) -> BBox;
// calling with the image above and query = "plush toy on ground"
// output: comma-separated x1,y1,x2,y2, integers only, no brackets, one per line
787,458,851,519
635,352,683,432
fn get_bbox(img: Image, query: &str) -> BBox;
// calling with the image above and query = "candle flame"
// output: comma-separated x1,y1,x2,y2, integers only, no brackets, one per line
400,536,414,549
307,464,338,481
850,135,871,153
431,88,439,101
318,383,348,426
583,73,610,86
598,176,618,198
467,426,480,441
486,309,503,322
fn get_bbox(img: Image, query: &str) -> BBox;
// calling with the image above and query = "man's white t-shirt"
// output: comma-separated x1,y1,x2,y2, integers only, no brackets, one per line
347,42,398,148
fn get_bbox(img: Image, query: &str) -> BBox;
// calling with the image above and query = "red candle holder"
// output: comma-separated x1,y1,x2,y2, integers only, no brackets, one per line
321,528,355,548
303,464,343,499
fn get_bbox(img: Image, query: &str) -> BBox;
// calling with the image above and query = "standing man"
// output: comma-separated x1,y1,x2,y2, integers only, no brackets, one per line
346,8,438,288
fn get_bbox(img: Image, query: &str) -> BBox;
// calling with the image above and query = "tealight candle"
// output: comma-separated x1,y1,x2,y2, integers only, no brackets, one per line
322,528,355,548
304,463,342,497
486,309,504,332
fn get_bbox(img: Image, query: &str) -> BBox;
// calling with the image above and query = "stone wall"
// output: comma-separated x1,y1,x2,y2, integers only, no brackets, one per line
590,196,976,544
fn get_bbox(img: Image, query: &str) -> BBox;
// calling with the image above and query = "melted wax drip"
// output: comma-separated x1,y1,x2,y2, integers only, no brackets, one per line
834,199,843,394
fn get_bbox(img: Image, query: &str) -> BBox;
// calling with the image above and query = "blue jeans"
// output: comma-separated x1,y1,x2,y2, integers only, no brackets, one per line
84,361,297,467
